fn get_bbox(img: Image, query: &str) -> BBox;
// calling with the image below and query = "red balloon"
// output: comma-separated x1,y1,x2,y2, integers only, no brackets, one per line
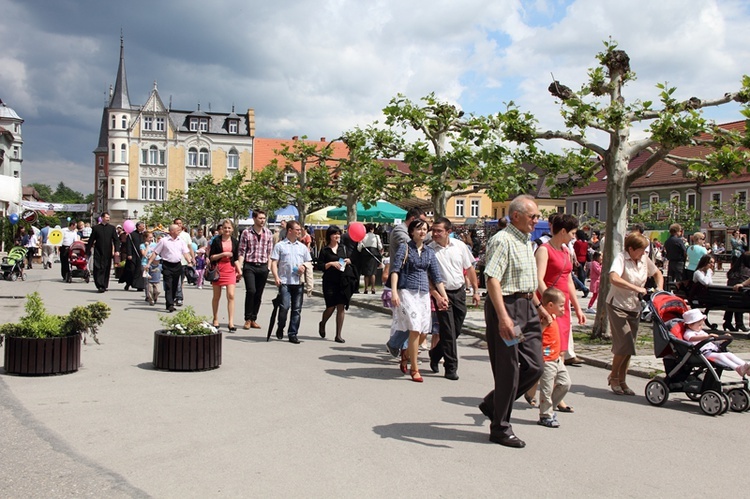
348,222,366,243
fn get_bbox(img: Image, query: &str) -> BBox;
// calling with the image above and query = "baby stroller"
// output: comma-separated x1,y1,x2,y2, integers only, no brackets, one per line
66,240,90,283
644,290,750,416
1,246,27,281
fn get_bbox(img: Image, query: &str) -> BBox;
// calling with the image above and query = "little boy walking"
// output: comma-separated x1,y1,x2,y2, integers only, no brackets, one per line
537,287,572,428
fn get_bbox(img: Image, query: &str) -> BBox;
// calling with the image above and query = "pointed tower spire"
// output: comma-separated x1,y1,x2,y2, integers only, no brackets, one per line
109,34,131,109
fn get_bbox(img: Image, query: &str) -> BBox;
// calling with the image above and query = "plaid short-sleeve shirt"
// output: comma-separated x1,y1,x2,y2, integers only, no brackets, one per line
484,224,537,294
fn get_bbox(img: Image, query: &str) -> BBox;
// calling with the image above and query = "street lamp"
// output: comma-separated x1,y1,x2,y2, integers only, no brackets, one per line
133,209,139,221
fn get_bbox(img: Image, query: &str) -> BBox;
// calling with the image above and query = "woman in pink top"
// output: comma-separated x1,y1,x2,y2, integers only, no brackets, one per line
586,251,602,312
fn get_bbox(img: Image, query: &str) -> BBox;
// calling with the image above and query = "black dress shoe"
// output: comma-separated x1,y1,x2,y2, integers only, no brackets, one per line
276,329,284,340
124,284,130,291
737,325,749,332
723,322,738,332
489,433,526,448
288,335,300,344
167,306,176,313
445,371,459,381
478,401,493,420
334,337,345,343
429,357,440,373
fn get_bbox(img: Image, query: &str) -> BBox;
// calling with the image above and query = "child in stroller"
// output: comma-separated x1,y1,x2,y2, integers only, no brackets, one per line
681,309,750,376
645,290,750,415
1,246,27,281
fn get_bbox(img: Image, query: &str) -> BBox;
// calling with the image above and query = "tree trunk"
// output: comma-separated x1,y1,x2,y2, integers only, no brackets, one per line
591,144,632,339
346,194,357,223
432,190,448,219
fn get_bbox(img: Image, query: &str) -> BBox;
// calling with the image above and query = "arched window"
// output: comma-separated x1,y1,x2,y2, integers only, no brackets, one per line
188,147,197,166
110,178,115,198
110,143,115,162
649,192,659,208
121,115,128,129
120,179,126,199
120,144,127,163
199,148,209,167
227,148,239,169
111,115,116,129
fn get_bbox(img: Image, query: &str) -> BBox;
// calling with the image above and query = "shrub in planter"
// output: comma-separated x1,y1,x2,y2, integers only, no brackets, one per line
0,292,111,375
153,306,222,371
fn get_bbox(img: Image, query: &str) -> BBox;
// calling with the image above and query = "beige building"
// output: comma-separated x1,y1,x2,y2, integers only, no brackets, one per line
93,40,255,223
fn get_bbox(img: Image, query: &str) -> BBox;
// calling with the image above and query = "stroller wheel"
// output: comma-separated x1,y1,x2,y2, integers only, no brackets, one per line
686,391,701,402
645,379,669,406
10,272,18,281
21,272,27,281
719,392,730,414
727,388,750,412
700,390,725,416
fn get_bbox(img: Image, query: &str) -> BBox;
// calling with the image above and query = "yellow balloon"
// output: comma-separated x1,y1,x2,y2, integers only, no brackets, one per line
48,229,63,245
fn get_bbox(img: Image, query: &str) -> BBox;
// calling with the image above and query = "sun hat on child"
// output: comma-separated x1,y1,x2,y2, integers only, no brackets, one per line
683,309,706,324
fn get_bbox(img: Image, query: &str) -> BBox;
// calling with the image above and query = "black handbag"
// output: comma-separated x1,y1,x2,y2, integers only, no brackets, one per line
205,264,220,282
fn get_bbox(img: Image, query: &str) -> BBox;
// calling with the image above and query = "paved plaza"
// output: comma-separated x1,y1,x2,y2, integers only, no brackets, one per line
1,270,748,498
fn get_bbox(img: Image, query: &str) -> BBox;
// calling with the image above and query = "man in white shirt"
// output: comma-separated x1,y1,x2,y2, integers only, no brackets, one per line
428,217,481,380
270,220,312,344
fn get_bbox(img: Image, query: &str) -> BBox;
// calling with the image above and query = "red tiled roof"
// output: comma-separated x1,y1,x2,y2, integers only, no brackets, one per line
571,120,749,195
253,137,349,172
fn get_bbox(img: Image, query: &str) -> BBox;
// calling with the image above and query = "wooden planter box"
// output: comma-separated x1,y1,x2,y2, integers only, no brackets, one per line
3,334,81,375
152,330,222,371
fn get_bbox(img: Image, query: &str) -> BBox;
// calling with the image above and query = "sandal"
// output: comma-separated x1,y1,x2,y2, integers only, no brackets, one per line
410,370,423,383
620,383,636,396
608,375,624,396
556,404,574,413
523,394,538,407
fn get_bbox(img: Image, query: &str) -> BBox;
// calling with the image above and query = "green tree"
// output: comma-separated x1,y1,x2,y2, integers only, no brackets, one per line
332,126,412,222
496,40,750,337
630,200,701,231
383,93,535,218
28,183,53,201
269,137,339,224
706,193,750,230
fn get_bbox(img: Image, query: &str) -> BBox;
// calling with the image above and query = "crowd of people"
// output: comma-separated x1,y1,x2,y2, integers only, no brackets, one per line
9,198,750,449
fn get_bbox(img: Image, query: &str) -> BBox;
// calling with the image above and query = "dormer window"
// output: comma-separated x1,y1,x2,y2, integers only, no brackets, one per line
143,116,152,131
190,118,198,131
229,121,238,134
200,119,208,132
155,117,165,131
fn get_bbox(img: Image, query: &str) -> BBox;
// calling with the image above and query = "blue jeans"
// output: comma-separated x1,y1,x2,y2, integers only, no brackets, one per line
388,329,409,350
277,284,304,337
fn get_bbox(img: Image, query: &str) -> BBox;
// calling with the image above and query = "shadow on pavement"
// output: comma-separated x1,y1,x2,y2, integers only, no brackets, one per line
372,421,487,448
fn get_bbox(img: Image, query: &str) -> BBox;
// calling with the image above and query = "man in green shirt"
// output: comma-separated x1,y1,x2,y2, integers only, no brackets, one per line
479,195,551,448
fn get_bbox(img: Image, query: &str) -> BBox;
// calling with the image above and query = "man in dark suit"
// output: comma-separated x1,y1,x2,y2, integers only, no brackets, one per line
87,212,120,293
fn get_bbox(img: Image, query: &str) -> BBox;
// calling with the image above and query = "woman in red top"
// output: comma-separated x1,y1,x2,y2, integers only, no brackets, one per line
209,219,242,331
527,214,586,410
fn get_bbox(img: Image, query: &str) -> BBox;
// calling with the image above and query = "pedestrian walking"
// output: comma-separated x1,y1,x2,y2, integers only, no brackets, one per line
60,220,80,281
270,220,312,344
87,212,120,292
318,225,357,343
209,219,242,331
146,224,193,312
479,195,549,448
238,210,274,330
427,217,480,381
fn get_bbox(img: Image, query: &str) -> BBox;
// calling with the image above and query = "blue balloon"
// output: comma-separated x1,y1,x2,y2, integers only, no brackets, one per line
191,242,198,251
9,213,19,225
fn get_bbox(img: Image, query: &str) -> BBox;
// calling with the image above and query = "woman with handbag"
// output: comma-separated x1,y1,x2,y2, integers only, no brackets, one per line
723,251,750,332
209,219,242,331
318,225,357,343
390,219,448,382
606,233,663,395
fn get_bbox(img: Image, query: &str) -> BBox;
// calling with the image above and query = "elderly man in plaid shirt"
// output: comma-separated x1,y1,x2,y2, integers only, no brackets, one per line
479,195,551,449
239,210,275,330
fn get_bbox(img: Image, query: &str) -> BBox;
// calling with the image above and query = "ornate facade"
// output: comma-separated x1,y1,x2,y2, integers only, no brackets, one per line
94,39,255,223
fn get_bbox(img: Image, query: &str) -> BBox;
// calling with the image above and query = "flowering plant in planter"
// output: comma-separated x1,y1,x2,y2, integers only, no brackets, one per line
0,292,111,346
159,306,218,336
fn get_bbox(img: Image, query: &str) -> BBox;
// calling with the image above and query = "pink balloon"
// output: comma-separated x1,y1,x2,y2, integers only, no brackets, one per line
123,220,136,234
348,222,366,243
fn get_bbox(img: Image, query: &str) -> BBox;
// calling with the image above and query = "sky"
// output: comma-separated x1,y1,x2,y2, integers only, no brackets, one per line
1,0,749,195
